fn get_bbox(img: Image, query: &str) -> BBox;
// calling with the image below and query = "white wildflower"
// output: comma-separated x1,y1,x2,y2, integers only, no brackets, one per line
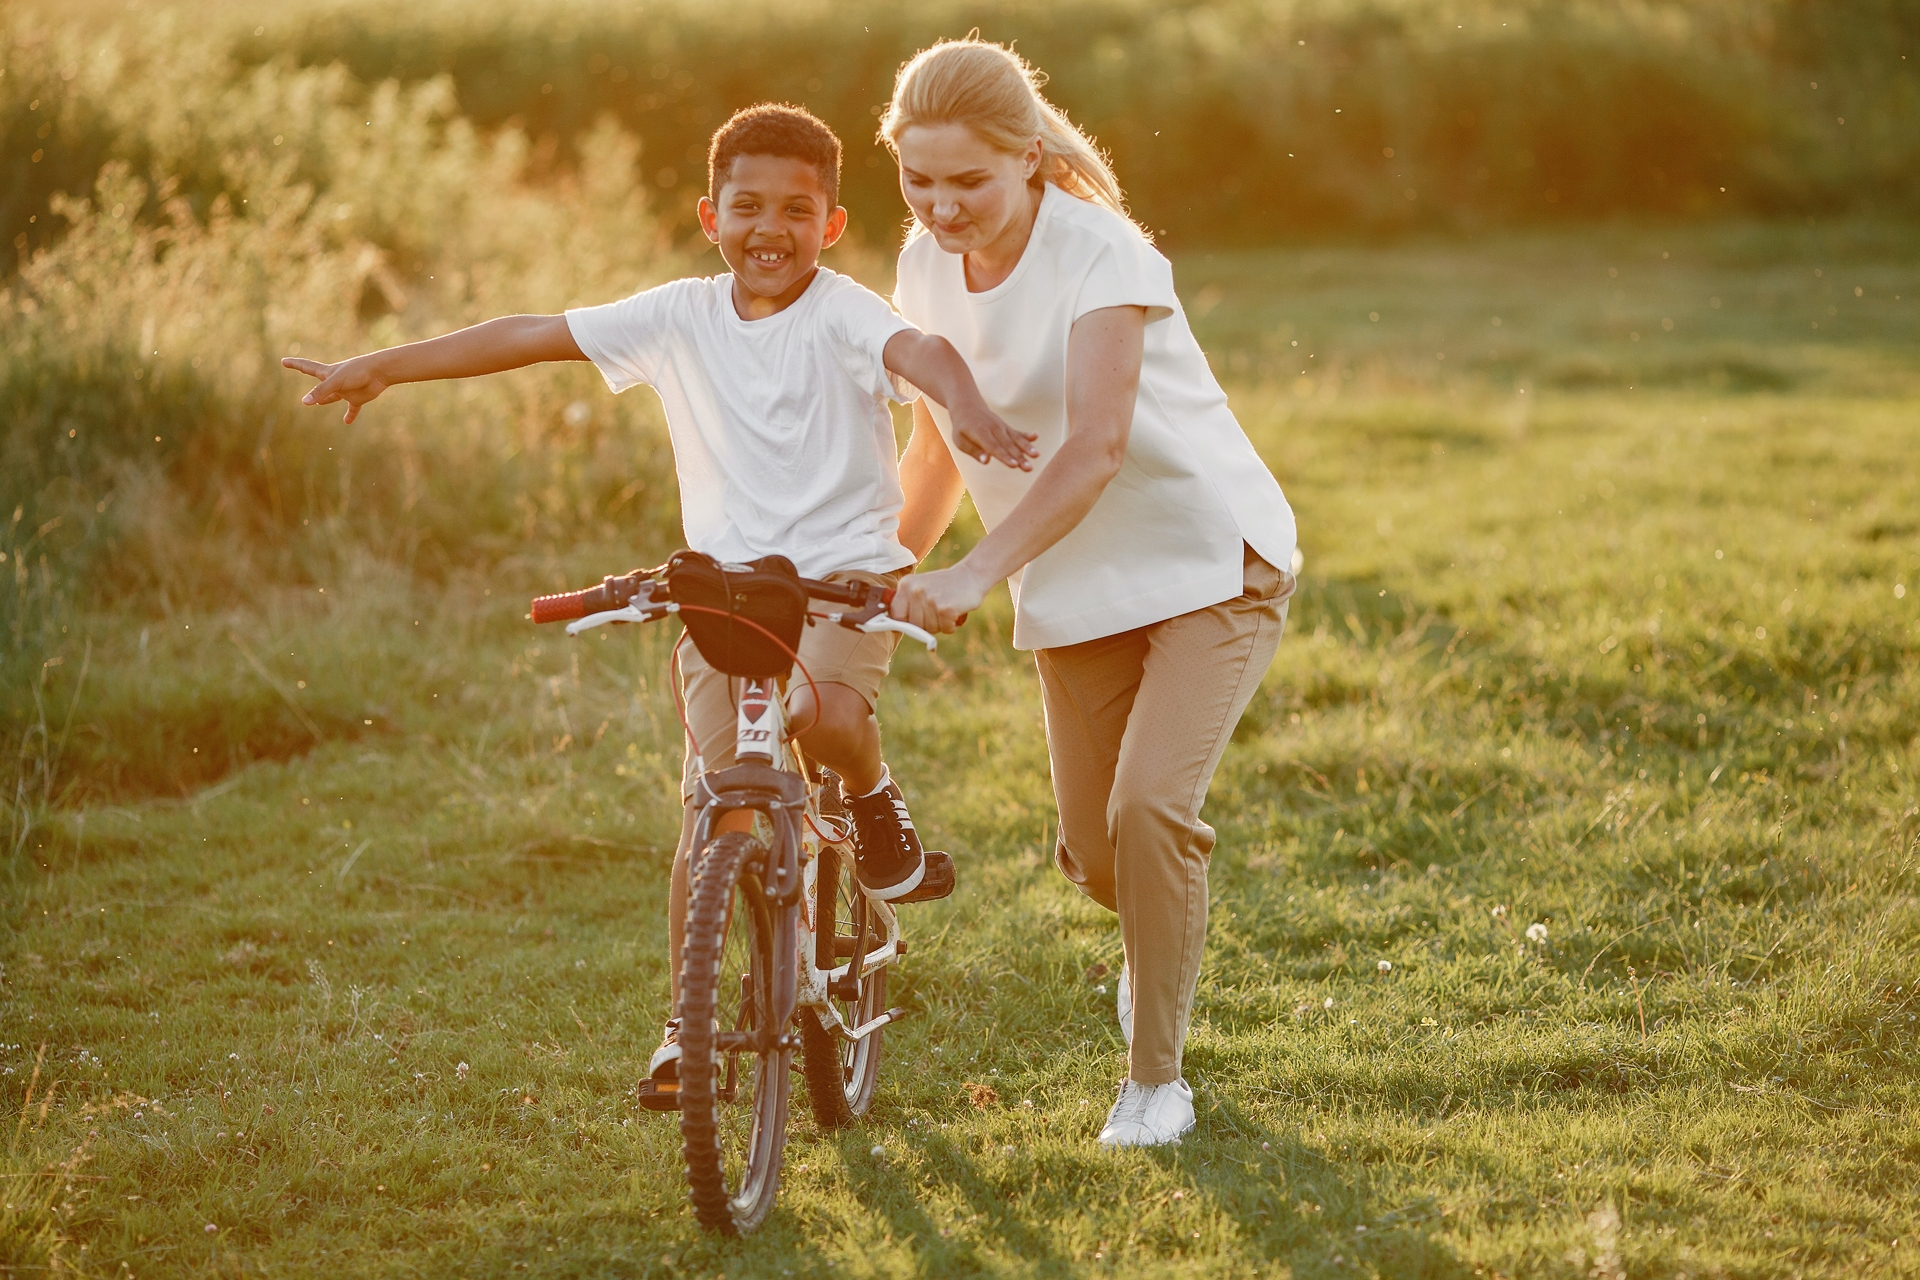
1526,922,1549,944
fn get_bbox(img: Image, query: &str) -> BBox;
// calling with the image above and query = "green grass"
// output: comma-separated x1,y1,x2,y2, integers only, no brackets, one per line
5,222,1919,1277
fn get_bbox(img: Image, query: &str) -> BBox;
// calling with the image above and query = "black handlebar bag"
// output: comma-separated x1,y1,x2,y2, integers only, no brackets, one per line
665,551,809,679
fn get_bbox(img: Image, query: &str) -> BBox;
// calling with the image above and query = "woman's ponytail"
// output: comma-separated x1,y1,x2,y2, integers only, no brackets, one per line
881,36,1135,229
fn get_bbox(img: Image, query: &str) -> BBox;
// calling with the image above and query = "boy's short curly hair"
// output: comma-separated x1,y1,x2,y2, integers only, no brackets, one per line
707,103,842,206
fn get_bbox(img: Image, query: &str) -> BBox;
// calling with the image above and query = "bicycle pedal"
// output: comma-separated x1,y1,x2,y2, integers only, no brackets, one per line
635,1078,681,1112
896,850,955,904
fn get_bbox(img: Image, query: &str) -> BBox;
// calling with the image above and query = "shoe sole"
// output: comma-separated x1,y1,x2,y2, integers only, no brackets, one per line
1097,1116,1194,1148
857,853,927,902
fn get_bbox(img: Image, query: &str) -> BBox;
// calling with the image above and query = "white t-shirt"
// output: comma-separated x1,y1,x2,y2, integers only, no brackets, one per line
894,184,1298,650
566,268,917,579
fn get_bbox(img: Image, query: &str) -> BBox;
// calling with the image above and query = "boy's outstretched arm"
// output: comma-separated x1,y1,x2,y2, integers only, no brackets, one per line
283,315,586,423
883,330,1038,471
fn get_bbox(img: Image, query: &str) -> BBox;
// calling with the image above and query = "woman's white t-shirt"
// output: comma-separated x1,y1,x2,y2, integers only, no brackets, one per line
567,268,917,579
894,184,1298,650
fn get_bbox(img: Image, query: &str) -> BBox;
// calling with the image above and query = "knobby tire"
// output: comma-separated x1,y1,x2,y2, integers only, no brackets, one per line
678,830,792,1235
799,839,886,1128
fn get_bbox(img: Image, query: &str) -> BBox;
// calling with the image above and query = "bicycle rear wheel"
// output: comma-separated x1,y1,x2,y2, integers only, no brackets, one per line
678,830,794,1235
800,837,887,1128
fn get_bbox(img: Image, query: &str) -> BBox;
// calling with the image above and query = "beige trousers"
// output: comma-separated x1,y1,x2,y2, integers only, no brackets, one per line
1035,545,1292,1085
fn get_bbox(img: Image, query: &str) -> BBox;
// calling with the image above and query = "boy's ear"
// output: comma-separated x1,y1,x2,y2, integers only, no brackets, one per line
696,195,722,245
820,205,849,251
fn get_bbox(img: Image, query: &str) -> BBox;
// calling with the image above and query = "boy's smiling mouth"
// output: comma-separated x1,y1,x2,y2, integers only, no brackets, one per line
747,247,792,266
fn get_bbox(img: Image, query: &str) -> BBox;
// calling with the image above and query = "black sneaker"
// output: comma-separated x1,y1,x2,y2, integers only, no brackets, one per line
844,777,927,900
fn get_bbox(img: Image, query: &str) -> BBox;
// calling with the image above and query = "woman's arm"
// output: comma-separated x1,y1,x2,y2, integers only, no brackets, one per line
896,400,968,562
883,329,1037,470
283,314,586,423
890,305,1146,632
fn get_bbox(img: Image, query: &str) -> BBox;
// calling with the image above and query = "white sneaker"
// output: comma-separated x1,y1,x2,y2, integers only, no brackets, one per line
1096,1078,1195,1148
1117,960,1133,1046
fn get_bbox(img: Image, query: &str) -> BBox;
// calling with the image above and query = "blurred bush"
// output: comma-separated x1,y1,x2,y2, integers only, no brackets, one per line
202,0,1920,247
8,0,1916,261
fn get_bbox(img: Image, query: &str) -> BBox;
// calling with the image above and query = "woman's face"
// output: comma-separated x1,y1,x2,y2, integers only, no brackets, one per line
895,123,1041,257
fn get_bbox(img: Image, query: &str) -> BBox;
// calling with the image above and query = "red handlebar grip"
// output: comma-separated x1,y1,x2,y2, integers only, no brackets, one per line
530,591,588,624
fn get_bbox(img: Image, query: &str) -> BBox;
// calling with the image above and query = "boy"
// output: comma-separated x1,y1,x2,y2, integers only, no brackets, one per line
286,103,1034,1104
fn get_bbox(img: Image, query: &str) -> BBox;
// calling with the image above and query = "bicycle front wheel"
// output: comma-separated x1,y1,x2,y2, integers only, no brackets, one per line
678,831,794,1235
800,839,887,1128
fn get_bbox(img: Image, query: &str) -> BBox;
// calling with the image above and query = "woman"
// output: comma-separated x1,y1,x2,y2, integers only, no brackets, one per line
883,38,1300,1148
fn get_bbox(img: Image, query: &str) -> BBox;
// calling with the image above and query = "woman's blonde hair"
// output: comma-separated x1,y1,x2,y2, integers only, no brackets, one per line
880,37,1133,227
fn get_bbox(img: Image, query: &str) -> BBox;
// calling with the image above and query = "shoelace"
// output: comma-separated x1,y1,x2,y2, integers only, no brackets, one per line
852,788,916,852
1106,1080,1153,1129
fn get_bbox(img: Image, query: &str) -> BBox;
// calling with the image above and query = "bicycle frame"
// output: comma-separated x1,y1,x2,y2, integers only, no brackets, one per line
566,608,905,1049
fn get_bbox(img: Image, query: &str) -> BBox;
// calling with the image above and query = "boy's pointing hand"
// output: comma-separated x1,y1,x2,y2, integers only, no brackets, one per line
283,355,389,424
951,401,1039,472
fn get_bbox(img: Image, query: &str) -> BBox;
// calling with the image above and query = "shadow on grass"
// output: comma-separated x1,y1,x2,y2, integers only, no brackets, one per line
822,1093,1480,1278
1188,1091,1476,1279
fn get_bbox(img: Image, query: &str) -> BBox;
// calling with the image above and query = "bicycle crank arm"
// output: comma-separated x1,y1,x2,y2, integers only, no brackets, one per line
837,1006,908,1043
714,1029,801,1054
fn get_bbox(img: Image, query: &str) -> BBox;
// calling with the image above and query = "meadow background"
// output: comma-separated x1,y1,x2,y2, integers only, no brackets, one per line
4,1,1919,1276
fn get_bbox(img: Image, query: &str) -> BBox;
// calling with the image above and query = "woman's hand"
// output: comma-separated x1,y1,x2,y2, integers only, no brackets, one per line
283,354,389,424
890,562,990,634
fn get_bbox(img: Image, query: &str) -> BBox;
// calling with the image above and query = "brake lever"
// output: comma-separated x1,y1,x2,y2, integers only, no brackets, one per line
856,615,938,651
565,602,673,635
820,603,938,651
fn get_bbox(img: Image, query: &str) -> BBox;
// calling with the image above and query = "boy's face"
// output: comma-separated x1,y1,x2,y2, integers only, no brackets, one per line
698,155,848,308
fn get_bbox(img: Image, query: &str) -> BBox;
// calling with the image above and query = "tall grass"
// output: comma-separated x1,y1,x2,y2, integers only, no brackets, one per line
3,25,696,811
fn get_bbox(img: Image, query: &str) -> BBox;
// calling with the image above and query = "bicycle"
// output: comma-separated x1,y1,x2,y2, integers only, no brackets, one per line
530,552,953,1234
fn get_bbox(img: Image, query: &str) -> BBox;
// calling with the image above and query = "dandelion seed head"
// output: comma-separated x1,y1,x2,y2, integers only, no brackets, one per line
1378,960,1393,973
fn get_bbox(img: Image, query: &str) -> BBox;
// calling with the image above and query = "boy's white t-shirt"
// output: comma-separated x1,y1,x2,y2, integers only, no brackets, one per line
894,184,1298,650
566,268,918,580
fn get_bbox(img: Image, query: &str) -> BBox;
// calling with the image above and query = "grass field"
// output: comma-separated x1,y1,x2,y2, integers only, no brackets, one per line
5,219,1919,1277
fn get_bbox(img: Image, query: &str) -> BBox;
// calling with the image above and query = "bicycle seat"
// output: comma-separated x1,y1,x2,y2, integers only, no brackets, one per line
895,850,955,904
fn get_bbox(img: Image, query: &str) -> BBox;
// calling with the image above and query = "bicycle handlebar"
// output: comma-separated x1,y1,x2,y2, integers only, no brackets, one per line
530,570,653,624
529,563,957,648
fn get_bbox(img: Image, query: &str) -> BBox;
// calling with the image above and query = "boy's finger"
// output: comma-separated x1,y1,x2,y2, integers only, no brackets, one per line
958,425,1024,468
953,429,993,466
281,357,327,379
980,420,1036,461
974,430,1029,470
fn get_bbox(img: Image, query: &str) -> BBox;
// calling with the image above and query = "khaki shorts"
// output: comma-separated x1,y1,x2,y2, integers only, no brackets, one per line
678,568,903,799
